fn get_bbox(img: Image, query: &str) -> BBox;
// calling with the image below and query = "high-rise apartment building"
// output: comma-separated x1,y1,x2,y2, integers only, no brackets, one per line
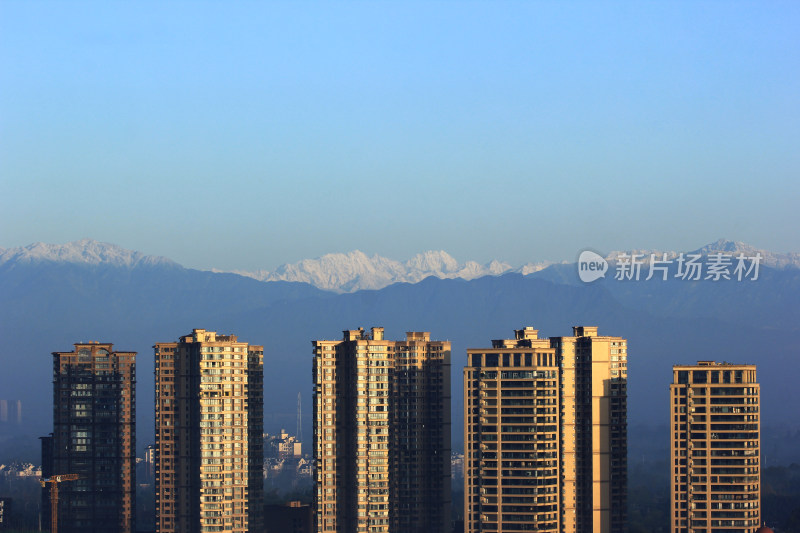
670,362,760,533
42,342,136,533
313,327,451,533
555,327,628,533
464,326,627,533
154,329,264,533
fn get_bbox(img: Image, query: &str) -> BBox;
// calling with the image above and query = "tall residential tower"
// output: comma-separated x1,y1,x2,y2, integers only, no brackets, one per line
154,329,264,533
670,362,760,533
464,326,627,533
43,342,136,533
313,327,451,533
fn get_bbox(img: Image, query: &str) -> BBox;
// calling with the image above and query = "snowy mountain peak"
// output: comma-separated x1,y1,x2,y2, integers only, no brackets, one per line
405,250,460,273
254,250,405,292
693,239,800,269
0,239,178,269
604,239,800,270
235,250,517,292
693,239,760,255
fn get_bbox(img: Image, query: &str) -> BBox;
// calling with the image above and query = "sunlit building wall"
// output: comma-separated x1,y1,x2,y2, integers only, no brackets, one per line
155,329,263,533
670,362,760,533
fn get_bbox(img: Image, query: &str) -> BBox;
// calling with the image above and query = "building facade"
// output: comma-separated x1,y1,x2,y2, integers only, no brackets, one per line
464,326,627,533
154,329,264,533
264,501,313,533
43,342,136,533
554,326,627,533
670,362,760,533
144,444,156,484
0,497,12,530
313,327,451,533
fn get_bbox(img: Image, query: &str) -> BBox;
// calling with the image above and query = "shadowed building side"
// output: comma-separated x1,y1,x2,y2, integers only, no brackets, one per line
42,342,136,533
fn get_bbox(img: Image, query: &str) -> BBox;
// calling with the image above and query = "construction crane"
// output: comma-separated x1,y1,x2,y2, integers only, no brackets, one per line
39,474,79,533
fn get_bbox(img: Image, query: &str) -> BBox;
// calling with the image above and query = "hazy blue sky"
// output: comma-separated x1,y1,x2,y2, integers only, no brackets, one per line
1,1,798,271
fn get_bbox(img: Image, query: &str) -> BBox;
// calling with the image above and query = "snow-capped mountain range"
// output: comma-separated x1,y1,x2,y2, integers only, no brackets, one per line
603,239,800,269
228,238,800,292
226,251,554,292
0,238,177,269
2,238,798,293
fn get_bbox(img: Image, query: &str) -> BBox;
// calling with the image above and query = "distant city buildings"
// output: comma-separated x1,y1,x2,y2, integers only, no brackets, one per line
263,430,313,493
464,326,627,533
154,329,264,533
451,452,465,484
0,497,11,530
0,400,22,424
143,444,156,484
0,462,42,530
670,362,760,533
264,429,301,462
42,342,136,533
0,463,41,478
313,327,451,533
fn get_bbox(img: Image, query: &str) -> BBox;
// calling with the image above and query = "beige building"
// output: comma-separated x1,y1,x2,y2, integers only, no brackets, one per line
154,329,264,533
464,326,627,533
313,327,451,533
670,362,760,533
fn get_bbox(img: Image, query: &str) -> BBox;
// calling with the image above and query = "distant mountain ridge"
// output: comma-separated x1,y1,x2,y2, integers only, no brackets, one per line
0,238,178,269
226,250,550,292
229,238,799,292
3,238,798,293
605,238,800,269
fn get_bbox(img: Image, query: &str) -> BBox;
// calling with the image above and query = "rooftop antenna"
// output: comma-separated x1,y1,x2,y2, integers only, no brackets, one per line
297,392,303,444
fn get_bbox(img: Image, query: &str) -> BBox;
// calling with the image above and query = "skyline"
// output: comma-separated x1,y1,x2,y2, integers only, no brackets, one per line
2,2,799,271
0,237,797,295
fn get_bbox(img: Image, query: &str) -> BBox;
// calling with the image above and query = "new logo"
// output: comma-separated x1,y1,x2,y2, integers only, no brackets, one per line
578,250,608,283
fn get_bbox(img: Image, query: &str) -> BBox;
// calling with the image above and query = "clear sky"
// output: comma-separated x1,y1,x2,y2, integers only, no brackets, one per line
1,1,798,271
